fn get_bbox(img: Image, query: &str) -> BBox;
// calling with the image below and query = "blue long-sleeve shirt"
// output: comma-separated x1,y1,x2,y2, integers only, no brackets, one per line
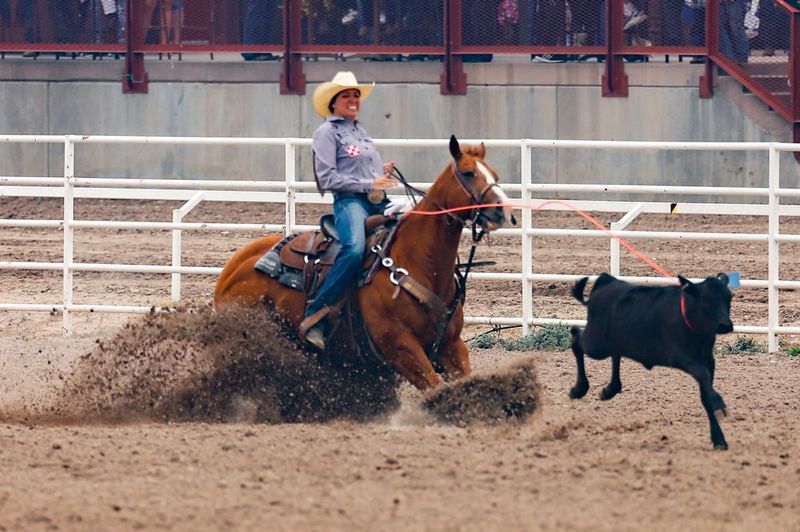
312,116,384,194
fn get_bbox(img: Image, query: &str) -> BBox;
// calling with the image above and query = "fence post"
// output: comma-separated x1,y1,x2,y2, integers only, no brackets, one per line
123,0,149,94
700,0,719,98
767,144,780,352
520,141,532,336
602,0,628,97
610,203,644,275
441,0,466,95
63,137,75,337
280,0,306,95
285,140,297,235
172,192,205,302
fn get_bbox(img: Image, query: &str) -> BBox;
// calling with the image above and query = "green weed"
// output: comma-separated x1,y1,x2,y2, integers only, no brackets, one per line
718,335,766,355
502,324,571,351
467,324,572,351
785,344,800,357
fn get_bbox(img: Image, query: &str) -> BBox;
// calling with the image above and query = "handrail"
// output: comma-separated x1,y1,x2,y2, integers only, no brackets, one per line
0,1,796,149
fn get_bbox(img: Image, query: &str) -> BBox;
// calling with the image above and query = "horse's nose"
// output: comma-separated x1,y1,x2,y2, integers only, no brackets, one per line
502,205,515,225
482,205,506,227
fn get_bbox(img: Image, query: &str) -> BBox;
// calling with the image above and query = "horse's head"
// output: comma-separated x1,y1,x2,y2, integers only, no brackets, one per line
445,135,511,232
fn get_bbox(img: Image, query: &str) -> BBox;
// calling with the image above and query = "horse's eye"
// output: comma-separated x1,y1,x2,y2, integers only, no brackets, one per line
462,171,475,179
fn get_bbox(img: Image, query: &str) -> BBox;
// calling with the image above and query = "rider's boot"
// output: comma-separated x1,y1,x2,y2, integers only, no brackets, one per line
299,298,347,351
299,307,330,351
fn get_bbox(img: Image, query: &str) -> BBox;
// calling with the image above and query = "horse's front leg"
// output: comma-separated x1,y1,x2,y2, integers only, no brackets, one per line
436,337,471,381
380,331,443,390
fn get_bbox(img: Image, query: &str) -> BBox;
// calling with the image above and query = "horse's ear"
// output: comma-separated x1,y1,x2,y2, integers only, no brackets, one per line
449,135,462,160
477,142,486,159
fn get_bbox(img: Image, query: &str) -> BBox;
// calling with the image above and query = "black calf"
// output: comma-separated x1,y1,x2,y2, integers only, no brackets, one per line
570,273,734,450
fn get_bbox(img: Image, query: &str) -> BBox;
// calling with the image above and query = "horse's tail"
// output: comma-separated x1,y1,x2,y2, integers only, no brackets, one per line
571,276,590,306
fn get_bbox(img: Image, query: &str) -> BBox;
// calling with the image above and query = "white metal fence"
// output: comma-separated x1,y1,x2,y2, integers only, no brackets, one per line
2,134,800,351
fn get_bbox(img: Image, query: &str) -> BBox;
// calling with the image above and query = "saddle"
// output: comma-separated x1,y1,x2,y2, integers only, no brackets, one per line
255,213,399,301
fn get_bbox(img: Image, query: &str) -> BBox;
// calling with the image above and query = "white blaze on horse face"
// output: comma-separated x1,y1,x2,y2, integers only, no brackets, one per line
476,160,511,226
477,161,509,202
475,161,496,186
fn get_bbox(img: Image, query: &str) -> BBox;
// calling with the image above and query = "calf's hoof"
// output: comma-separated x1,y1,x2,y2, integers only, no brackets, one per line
569,382,589,399
599,386,620,401
713,441,729,451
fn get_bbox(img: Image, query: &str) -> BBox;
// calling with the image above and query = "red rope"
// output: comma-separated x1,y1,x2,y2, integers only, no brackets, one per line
405,199,676,280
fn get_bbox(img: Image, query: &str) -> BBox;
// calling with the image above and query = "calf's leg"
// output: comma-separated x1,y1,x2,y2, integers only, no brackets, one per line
705,354,727,416
600,354,622,400
569,326,590,399
681,358,728,450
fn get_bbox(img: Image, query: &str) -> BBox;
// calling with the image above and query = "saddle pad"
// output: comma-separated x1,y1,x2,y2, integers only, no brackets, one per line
254,249,281,277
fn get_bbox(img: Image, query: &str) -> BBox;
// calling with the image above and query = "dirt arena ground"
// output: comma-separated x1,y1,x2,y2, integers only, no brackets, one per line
1,197,799,531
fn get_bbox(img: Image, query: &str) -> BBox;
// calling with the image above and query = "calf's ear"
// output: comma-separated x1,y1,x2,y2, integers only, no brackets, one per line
677,275,692,287
716,272,729,285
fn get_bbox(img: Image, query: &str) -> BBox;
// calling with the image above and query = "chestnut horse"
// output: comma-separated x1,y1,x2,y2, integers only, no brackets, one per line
214,136,510,390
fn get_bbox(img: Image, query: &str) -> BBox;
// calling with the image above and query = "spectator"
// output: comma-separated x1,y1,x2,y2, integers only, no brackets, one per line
684,0,706,63
497,0,519,43
0,1,10,42
95,0,121,44
623,0,651,47
116,0,125,43
530,0,569,62
660,0,684,45
568,0,598,48
241,0,281,61
719,0,749,64
755,0,790,55
18,0,36,44
162,0,183,45
142,0,182,44
621,0,651,61
461,0,495,62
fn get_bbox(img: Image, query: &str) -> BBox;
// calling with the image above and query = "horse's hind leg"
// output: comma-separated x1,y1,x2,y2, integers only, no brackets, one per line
569,326,590,399
214,236,281,307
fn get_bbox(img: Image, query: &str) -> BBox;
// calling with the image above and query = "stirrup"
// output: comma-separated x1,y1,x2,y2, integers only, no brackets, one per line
299,307,330,336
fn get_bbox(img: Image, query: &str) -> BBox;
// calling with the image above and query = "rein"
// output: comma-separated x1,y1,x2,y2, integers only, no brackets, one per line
391,167,462,227
391,165,496,243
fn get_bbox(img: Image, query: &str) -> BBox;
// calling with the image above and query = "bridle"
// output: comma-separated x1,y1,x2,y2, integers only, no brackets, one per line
450,161,504,208
392,160,504,243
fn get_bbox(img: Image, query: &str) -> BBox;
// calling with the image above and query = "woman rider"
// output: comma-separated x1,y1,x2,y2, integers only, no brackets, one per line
298,71,398,350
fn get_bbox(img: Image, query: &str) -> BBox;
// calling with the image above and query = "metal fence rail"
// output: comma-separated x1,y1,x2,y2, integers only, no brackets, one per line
2,134,800,351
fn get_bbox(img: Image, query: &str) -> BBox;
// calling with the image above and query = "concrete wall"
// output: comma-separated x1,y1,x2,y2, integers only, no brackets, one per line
0,59,796,196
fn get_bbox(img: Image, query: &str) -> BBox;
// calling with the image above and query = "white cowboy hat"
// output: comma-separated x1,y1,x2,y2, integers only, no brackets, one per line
312,71,375,118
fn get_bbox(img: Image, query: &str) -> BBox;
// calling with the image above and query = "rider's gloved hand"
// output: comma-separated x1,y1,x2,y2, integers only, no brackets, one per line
384,197,412,216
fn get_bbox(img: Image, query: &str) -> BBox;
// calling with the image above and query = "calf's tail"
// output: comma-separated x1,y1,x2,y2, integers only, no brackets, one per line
572,276,590,305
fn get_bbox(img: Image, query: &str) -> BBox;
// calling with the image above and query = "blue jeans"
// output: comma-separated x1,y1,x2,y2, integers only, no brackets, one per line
305,196,383,316
719,1,749,64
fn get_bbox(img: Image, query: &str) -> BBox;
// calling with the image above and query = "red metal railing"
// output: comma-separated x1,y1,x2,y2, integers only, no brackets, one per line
0,0,797,146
